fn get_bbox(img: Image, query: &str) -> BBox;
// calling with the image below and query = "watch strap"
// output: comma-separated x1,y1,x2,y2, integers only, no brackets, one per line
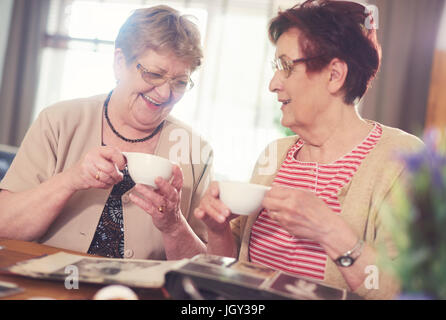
335,239,365,267
344,239,364,259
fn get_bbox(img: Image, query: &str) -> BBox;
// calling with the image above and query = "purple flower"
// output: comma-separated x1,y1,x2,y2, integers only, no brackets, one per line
401,151,425,173
399,129,446,190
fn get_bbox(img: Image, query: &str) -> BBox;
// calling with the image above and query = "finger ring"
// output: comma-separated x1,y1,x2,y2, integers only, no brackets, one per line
95,170,101,181
158,206,164,213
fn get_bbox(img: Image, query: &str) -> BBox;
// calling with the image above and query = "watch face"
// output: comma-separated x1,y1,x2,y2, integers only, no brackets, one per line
337,256,354,267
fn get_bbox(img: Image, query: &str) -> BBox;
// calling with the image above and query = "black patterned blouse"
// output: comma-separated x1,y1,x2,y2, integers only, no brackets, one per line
87,166,135,258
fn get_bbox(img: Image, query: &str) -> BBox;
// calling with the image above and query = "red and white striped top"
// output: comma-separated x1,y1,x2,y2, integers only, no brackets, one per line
249,123,382,281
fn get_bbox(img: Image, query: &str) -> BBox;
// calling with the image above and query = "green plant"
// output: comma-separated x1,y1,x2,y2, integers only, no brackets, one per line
386,130,446,299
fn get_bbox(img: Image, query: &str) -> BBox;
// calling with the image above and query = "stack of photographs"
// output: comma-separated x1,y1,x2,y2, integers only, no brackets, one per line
164,254,362,300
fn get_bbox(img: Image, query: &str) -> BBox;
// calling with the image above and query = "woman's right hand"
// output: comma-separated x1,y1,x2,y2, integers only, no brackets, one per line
65,146,127,192
194,181,238,233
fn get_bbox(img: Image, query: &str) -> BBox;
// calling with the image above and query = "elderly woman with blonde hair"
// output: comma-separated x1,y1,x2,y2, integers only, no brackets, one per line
0,5,212,260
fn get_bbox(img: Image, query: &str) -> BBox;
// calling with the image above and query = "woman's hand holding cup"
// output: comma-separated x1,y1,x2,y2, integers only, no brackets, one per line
65,146,126,192
194,181,237,233
129,165,184,234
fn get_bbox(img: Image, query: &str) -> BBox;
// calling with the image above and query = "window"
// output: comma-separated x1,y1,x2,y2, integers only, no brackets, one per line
35,0,291,181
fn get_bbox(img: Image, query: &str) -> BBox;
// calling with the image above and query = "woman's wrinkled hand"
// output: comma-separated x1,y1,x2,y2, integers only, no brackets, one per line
65,146,126,192
261,185,338,243
129,165,184,234
194,181,238,233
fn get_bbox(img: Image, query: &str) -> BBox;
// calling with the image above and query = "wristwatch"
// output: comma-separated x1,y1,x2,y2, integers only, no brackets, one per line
335,239,365,267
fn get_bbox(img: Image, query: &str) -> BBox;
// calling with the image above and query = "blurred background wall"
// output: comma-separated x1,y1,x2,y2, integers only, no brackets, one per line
0,0,13,92
426,5,446,131
361,0,445,133
0,0,445,181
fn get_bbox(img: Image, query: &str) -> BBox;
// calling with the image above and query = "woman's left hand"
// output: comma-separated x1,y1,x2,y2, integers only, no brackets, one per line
262,185,347,244
129,165,184,234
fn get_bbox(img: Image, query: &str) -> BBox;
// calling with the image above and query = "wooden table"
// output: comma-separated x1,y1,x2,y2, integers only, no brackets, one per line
0,239,169,300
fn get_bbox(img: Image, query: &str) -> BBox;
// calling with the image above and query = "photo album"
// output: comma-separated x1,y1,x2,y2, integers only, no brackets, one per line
3,252,361,300
164,255,362,300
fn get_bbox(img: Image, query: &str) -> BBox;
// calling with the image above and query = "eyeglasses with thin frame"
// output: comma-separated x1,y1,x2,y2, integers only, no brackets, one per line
271,55,323,78
136,63,194,93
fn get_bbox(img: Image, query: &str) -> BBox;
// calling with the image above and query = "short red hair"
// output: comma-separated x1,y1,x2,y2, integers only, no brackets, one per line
269,0,382,105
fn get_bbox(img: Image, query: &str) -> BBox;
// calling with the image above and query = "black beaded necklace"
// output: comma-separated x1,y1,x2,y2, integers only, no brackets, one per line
104,91,164,143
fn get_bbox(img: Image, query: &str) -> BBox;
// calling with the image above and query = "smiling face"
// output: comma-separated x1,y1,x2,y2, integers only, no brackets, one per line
114,48,191,131
269,28,332,132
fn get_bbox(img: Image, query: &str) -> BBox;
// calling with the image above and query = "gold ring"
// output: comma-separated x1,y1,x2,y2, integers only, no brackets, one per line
95,170,101,181
158,206,164,213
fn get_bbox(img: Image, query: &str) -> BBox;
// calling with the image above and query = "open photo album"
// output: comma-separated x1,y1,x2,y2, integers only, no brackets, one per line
4,253,361,300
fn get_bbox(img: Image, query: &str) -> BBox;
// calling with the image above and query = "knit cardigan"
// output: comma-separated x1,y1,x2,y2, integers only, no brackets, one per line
230,122,423,299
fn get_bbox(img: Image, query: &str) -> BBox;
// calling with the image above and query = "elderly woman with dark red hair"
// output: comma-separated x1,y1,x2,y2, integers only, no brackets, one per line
195,0,423,299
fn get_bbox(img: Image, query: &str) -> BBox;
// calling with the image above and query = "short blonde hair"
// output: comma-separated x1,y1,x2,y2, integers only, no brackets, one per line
115,5,203,71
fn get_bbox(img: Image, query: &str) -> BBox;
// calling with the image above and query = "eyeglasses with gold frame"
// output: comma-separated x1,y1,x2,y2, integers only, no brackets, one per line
271,55,323,78
136,63,194,93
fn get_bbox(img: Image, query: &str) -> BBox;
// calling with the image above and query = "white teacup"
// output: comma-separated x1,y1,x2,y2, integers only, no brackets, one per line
93,285,138,300
123,152,173,188
218,181,271,216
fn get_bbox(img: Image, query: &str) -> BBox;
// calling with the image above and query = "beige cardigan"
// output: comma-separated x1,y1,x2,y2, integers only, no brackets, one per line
231,123,423,299
0,94,213,260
